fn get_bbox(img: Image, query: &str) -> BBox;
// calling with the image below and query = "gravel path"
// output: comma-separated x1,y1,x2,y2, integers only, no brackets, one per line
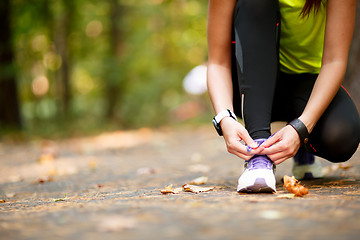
1,125,359,240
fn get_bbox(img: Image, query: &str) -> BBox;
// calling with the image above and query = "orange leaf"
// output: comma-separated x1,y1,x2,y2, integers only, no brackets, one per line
160,185,182,194
189,176,208,185
182,184,214,194
283,175,309,197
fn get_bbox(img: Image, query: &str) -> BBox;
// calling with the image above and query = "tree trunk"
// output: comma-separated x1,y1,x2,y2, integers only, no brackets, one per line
105,0,124,120
343,0,360,110
0,0,22,129
54,0,73,117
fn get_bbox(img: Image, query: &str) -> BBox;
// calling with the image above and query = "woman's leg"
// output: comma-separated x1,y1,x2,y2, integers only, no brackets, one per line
272,72,360,163
233,0,280,193
233,0,280,140
308,87,360,162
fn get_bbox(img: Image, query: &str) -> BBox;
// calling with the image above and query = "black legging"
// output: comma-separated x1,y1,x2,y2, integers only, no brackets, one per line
232,0,360,162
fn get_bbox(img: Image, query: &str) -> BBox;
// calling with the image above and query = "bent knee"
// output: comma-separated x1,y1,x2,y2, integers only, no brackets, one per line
314,122,360,163
319,132,359,163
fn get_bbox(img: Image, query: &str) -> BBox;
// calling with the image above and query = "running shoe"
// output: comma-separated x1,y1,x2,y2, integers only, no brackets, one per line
237,155,276,193
292,147,323,180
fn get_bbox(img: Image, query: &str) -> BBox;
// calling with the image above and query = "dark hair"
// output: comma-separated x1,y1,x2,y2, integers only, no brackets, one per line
301,0,323,17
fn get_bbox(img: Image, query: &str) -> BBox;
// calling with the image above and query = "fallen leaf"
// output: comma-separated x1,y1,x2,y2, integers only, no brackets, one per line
38,153,55,164
189,176,208,185
160,185,182,194
338,162,353,170
38,143,57,164
48,168,58,176
275,193,296,199
37,176,54,184
283,175,309,197
5,193,16,198
182,184,214,194
53,193,68,202
89,159,97,170
322,162,354,175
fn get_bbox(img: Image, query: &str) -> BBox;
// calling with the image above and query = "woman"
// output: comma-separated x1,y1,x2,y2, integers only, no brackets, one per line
207,0,360,193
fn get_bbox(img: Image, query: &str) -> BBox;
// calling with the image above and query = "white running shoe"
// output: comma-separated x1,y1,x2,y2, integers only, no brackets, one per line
293,147,323,180
292,157,323,180
237,155,276,193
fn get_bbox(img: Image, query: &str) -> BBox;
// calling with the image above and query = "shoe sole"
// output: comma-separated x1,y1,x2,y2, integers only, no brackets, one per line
237,178,276,193
237,168,276,193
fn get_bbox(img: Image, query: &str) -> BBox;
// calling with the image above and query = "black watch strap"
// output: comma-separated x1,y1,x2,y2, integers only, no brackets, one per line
288,118,310,145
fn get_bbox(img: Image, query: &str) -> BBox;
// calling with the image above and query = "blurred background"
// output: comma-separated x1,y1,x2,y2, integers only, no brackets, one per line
0,0,359,139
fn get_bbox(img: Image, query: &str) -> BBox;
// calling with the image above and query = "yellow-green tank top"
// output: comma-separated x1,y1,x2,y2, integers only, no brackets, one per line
279,0,326,74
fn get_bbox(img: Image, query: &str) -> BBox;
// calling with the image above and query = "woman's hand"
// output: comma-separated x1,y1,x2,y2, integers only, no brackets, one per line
259,125,301,165
220,117,263,160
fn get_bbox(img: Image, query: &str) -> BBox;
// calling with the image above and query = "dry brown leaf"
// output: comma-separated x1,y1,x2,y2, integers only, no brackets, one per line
89,159,97,170
38,154,55,164
182,184,214,194
48,168,58,176
338,163,353,170
38,143,58,163
37,176,54,184
52,193,68,202
5,193,16,198
283,175,309,197
160,184,182,194
275,193,296,199
322,162,354,175
189,176,208,185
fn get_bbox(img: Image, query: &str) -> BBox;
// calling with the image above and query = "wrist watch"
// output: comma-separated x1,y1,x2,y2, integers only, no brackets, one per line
212,109,237,136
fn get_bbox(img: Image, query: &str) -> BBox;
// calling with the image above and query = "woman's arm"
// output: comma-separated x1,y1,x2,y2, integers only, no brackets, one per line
261,0,357,164
299,0,356,132
207,0,260,159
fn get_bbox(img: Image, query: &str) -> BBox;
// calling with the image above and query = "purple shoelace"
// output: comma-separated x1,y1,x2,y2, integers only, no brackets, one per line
244,138,274,170
246,138,267,152
246,155,273,170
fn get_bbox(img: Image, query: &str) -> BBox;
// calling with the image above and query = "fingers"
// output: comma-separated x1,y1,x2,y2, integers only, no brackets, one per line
259,127,300,164
258,132,281,156
261,132,280,148
272,156,289,165
241,130,258,149
260,142,282,156
225,137,262,160
267,150,294,164
261,140,297,162
221,118,261,159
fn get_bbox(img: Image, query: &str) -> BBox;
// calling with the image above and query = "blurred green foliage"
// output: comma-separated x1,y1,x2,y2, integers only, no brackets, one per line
7,0,210,137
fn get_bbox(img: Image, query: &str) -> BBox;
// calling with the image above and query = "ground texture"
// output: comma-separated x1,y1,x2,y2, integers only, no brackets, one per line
1,125,360,240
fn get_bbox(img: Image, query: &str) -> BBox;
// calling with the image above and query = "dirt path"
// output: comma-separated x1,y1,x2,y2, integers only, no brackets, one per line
1,125,360,240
